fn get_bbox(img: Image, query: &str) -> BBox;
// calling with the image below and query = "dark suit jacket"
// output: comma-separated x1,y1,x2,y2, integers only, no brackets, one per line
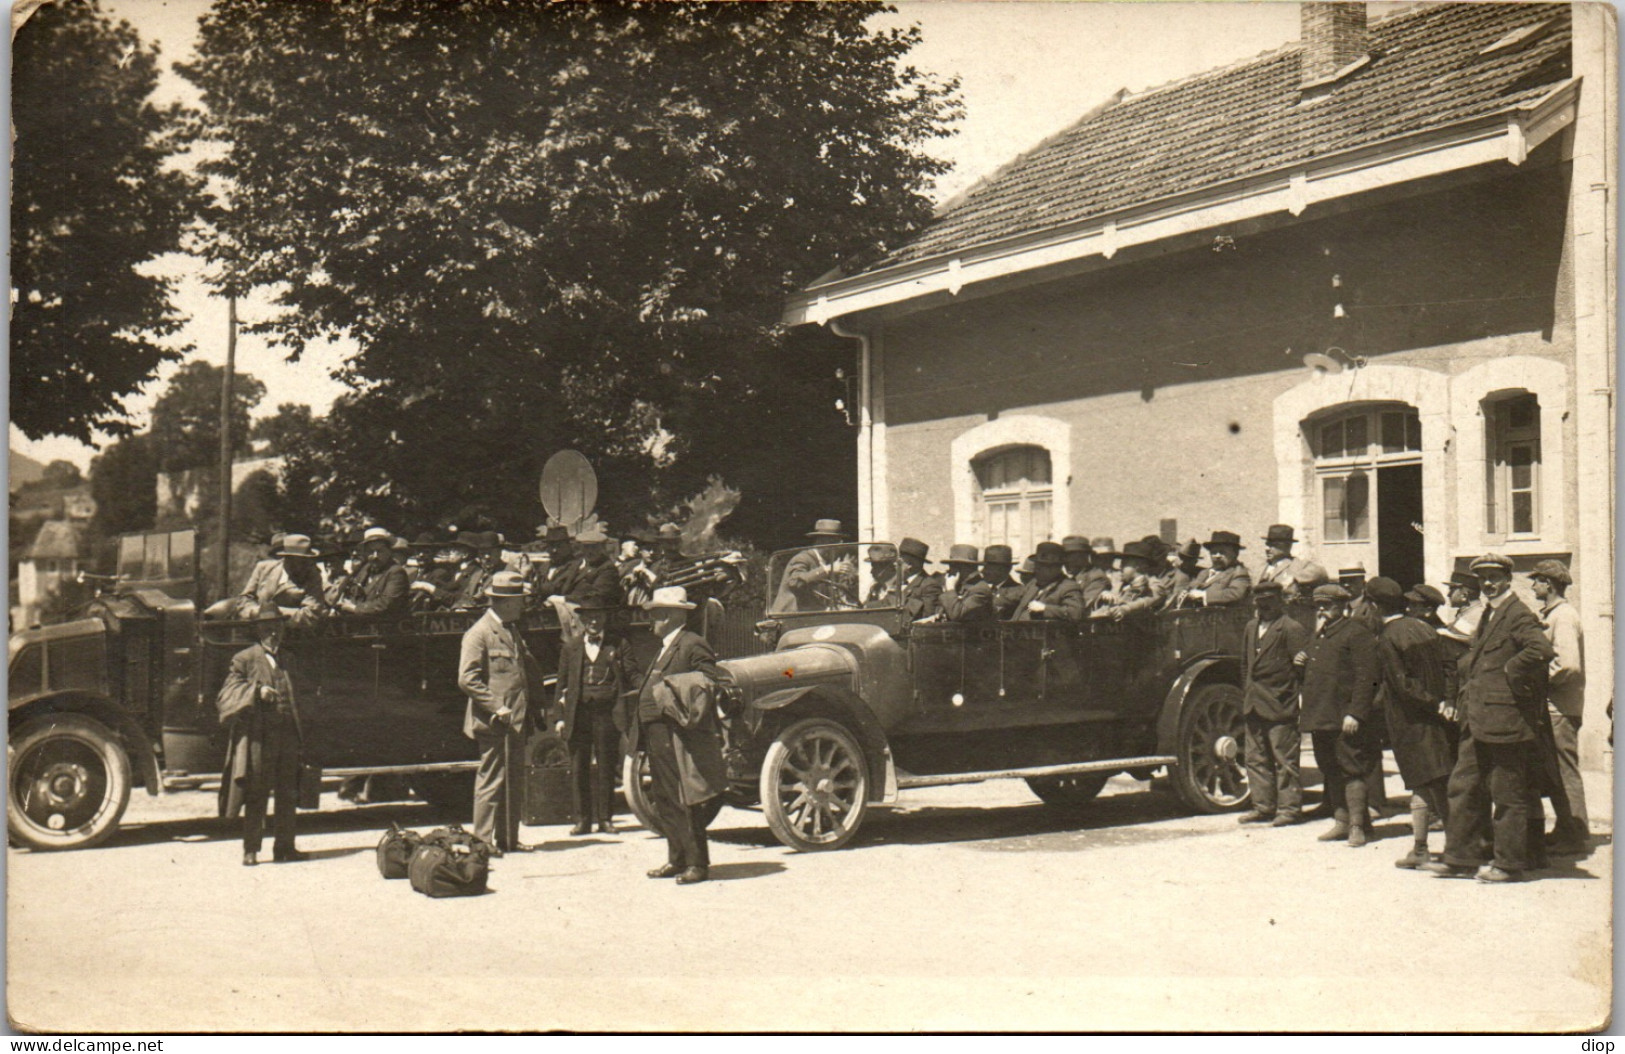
627,628,727,804
1300,616,1379,732
1459,593,1554,744
216,643,304,819
898,570,944,620
1012,576,1086,621
458,610,545,738
555,634,634,740
1376,615,1455,786
349,559,410,619
1192,562,1252,606
939,573,994,622
564,558,624,607
1242,614,1310,722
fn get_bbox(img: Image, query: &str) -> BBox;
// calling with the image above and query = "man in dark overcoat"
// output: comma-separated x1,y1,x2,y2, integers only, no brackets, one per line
1237,581,1310,826
1426,554,1555,882
628,586,727,885
336,526,410,621
981,545,1024,620
1185,530,1253,606
938,544,994,621
458,570,545,854
895,537,944,620
862,544,901,609
554,601,634,835
217,604,307,866
1297,583,1381,846
1367,577,1455,869
1012,542,1086,621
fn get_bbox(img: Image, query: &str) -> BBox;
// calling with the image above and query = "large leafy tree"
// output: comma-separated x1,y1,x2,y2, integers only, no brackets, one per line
148,361,266,477
11,0,198,443
182,0,957,546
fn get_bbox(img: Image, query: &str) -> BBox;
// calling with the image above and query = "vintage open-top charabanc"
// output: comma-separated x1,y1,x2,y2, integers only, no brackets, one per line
622,543,1260,852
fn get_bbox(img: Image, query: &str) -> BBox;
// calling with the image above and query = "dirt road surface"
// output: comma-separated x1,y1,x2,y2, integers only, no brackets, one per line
8,768,1611,1032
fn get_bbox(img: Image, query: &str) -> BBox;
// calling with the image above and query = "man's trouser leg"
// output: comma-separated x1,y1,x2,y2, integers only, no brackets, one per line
242,737,268,855
270,716,300,854
590,709,620,822
1311,731,1346,822
1484,740,1533,872
472,730,508,848
1548,705,1589,839
1268,719,1302,818
644,721,699,868
1243,713,1277,815
568,729,594,824
1443,732,1490,868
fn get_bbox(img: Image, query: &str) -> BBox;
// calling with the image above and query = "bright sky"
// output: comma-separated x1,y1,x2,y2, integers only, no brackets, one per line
10,0,1328,471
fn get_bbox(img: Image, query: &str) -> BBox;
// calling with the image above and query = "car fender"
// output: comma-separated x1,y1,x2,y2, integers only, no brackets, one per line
751,684,896,802
1154,656,1241,757
9,692,163,797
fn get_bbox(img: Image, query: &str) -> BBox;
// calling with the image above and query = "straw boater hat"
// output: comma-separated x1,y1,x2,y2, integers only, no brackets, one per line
643,586,696,610
484,570,531,599
275,534,319,559
361,526,393,549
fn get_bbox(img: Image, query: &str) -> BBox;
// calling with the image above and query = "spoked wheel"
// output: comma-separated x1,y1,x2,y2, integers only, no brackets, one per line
1173,683,1250,813
1026,772,1110,808
622,751,723,836
8,715,132,851
759,717,868,852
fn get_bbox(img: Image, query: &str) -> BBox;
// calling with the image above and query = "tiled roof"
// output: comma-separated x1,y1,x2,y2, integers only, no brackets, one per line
875,3,1571,271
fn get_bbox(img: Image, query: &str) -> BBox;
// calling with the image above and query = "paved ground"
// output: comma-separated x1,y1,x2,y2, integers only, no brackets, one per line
7,766,1612,1033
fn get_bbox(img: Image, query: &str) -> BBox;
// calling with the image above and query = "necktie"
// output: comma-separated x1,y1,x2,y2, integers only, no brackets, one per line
1476,604,1494,640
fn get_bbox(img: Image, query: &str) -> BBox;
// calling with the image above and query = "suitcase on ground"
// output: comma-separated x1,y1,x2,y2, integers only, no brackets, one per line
376,823,421,879
407,825,492,898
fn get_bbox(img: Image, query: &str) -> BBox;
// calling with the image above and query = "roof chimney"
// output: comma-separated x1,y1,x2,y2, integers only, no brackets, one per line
1300,2,1368,88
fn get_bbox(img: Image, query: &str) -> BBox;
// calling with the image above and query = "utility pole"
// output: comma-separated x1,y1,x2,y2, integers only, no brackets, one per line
215,296,237,602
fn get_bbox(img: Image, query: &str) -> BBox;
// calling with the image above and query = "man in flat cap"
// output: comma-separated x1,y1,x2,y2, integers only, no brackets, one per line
1405,584,1449,630
894,537,944,621
458,570,544,854
1012,542,1086,621
1366,577,1454,868
1237,580,1311,827
938,545,994,622
1185,530,1252,606
1297,583,1380,846
1531,559,1588,855
981,545,1024,620
1426,554,1555,882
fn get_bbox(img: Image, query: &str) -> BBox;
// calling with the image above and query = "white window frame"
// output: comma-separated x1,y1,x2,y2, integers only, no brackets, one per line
1483,392,1542,541
1313,405,1422,548
974,446,1053,559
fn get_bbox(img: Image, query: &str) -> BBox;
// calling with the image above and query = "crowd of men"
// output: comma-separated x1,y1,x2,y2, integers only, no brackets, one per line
214,514,1591,887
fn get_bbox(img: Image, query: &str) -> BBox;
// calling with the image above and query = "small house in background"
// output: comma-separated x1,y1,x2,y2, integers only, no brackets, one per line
788,4,1612,762
15,520,89,628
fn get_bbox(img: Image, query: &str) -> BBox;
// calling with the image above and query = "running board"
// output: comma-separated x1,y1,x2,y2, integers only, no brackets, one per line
161,760,478,791
895,755,1177,790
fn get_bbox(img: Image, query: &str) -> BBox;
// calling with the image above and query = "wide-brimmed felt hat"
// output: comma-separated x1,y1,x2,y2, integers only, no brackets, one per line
361,526,393,548
1203,530,1244,551
484,570,531,598
1365,576,1405,606
643,586,697,610
1061,536,1092,554
866,543,898,563
1140,535,1169,558
898,537,928,561
941,544,979,566
1313,583,1353,603
461,530,501,551
806,519,845,539
1407,584,1447,607
1263,524,1298,546
983,544,1014,566
1176,538,1202,562
1120,540,1156,563
1469,552,1514,576
1033,541,1066,565
1018,557,1037,575
1088,537,1115,555
1529,559,1571,586
275,534,319,559
410,533,442,549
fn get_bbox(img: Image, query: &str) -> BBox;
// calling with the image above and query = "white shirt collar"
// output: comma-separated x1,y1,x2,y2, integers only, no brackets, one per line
661,624,684,652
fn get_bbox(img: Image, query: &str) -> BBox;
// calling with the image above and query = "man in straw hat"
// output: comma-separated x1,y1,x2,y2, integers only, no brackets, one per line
1530,558,1588,855
336,526,410,621
1012,542,1086,622
1185,530,1252,606
554,598,635,836
1425,554,1554,882
458,570,544,855
629,587,726,885
937,544,993,622
205,532,324,621
773,519,858,613
216,603,308,866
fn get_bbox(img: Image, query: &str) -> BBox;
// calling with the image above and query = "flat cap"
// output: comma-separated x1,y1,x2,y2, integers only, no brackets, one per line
1253,580,1284,596
1406,584,1447,607
1529,559,1572,586
1313,583,1353,603
1364,576,1405,606
1469,552,1514,575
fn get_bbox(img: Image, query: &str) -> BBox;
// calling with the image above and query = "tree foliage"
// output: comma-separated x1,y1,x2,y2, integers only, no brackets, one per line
249,403,315,457
181,0,957,545
11,0,198,443
88,434,159,540
149,361,266,477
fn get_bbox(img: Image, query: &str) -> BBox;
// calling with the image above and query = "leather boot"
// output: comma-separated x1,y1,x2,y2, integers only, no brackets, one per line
1316,821,1350,842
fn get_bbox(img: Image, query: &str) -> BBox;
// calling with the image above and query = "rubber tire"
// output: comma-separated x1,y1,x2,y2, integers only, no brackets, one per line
622,751,724,836
8,714,132,851
1172,682,1251,814
1026,772,1110,808
759,717,869,852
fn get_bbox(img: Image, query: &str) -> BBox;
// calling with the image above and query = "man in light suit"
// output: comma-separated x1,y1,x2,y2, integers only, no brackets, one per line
773,519,858,612
629,587,726,885
216,604,307,866
1426,554,1555,882
1236,581,1310,826
458,570,544,854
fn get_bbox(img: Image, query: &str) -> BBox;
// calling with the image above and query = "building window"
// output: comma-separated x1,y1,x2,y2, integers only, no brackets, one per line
1485,393,1541,537
1314,405,1421,544
974,446,1052,559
